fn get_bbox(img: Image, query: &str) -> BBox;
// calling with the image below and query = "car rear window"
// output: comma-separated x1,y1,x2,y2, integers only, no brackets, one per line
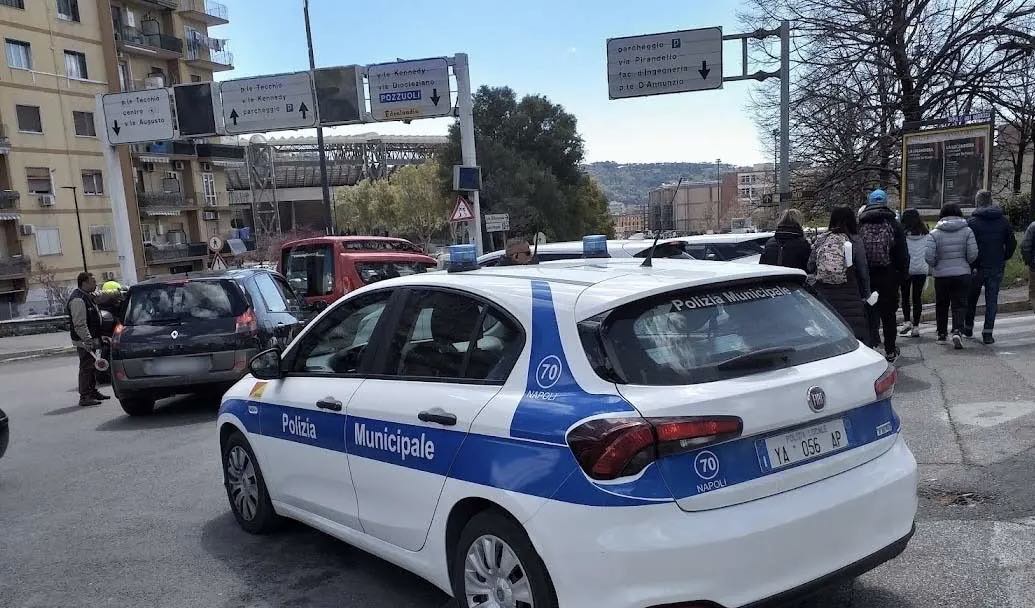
582,281,858,385
344,239,421,252
125,280,247,325
355,261,431,285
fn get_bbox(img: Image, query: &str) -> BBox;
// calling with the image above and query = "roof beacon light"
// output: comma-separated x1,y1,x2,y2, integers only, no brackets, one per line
582,235,610,259
446,244,479,273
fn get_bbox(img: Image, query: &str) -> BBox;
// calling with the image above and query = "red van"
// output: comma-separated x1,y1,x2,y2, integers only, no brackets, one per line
278,236,437,308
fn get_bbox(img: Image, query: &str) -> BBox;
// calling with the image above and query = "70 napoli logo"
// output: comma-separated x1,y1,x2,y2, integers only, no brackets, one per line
535,355,563,389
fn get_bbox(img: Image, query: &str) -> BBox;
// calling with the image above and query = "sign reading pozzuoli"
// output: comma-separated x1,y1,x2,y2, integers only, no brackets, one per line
102,90,175,144
607,27,723,99
219,71,317,134
368,58,451,121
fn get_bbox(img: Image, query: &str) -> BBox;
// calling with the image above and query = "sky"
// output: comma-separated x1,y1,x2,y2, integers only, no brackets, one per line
216,0,767,166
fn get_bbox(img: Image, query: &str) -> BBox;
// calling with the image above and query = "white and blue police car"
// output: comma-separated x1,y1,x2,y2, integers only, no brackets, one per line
216,240,917,608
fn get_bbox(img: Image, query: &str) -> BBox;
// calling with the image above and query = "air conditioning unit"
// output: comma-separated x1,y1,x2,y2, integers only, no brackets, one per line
203,211,218,221
142,162,155,173
200,162,212,172
38,194,56,207
19,224,34,236
173,161,186,171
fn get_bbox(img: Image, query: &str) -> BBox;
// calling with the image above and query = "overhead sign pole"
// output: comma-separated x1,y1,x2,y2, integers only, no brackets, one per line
453,53,483,256
94,95,138,284
303,0,333,235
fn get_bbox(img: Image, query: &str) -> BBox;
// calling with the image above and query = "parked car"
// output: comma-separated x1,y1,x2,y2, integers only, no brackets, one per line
0,407,8,460
477,238,694,266
111,269,308,416
279,236,438,309
674,232,776,264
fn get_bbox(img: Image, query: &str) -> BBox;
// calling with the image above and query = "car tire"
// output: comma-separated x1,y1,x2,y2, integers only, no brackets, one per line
451,510,557,608
222,431,281,534
118,394,155,416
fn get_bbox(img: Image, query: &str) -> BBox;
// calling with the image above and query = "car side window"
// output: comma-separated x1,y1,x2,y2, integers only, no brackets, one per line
384,289,523,382
285,245,334,297
290,291,392,375
254,273,289,313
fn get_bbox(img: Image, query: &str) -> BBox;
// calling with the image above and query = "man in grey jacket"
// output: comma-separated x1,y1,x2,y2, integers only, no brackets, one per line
1022,220,1035,316
66,272,108,406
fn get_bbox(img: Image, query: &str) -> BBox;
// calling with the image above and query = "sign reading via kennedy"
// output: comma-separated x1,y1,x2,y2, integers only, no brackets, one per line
102,90,175,144
219,71,317,134
606,27,723,99
484,213,510,233
368,58,451,122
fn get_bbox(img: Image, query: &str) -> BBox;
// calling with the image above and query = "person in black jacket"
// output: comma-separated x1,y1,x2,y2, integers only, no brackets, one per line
66,272,107,407
858,189,909,361
760,208,812,272
965,190,1017,344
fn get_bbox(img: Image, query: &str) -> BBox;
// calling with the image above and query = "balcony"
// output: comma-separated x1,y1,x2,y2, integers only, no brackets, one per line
118,25,184,59
228,190,252,205
194,191,239,209
185,33,233,71
145,242,208,263
0,256,30,280
0,124,9,155
137,191,198,216
178,0,229,25
0,190,18,209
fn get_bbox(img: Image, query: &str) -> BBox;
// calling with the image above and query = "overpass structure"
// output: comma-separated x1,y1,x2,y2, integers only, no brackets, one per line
229,133,448,239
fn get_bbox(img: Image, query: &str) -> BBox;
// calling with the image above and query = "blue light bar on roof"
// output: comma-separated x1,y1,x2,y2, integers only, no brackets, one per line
582,235,610,258
446,244,479,272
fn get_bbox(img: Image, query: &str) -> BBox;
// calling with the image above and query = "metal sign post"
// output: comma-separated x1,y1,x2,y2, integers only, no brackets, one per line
94,95,138,284
452,53,483,255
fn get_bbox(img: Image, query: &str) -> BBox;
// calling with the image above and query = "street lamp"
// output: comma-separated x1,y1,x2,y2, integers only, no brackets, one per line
60,185,88,273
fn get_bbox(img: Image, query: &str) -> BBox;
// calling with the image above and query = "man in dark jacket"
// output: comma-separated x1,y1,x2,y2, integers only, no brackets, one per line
760,208,811,272
965,190,1017,343
1022,220,1035,316
858,189,909,361
67,272,108,406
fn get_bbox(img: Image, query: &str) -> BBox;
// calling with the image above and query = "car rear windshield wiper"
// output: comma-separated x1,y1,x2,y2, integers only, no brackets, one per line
140,317,182,326
716,346,795,371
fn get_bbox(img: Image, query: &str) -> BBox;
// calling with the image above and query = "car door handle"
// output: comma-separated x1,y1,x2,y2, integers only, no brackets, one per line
418,408,457,426
316,397,342,412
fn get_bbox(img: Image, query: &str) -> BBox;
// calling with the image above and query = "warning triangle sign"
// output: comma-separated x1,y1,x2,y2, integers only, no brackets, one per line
450,195,474,222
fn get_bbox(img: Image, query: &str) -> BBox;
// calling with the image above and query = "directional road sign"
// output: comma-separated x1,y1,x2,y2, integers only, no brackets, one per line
606,27,723,99
102,89,175,144
450,195,474,223
368,58,451,122
484,213,510,233
219,71,317,135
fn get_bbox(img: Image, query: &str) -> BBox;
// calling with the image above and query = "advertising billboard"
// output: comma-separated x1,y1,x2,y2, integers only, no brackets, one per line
902,124,992,210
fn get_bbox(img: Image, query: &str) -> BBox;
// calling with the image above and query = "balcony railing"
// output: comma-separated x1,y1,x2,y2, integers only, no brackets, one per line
137,191,191,208
145,242,208,263
228,190,252,205
0,190,19,209
185,32,233,69
119,26,184,55
178,0,229,24
139,0,180,9
0,256,30,278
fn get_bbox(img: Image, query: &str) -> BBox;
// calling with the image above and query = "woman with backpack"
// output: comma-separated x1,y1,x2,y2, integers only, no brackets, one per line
926,203,979,349
898,209,931,337
760,208,812,271
808,206,872,344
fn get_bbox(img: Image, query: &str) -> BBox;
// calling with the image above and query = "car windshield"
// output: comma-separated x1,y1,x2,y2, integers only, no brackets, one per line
355,261,431,284
586,281,858,385
125,280,246,325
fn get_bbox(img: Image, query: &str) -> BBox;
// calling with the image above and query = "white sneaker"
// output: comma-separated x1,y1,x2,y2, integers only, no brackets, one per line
952,334,964,350
898,322,913,336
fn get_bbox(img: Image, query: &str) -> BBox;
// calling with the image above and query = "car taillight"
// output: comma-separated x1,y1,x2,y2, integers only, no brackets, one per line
235,309,257,335
567,415,743,481
875,364,897,400
111,323,125,347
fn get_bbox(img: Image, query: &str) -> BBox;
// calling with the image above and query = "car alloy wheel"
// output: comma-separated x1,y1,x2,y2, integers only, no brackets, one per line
464,534,534,608
225,445,259,521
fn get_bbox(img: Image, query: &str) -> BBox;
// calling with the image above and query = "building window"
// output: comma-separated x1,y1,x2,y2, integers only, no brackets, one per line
16,105,42,133
35,227,62,256
118,61,129,91
64,50,88,80
72,111,96,137
1,0,25,9
89,226,112,251
26,167,53,194
141,224,153,243
190,74,202,83
202,172,216,206
5,39,30,69
56,0,79,21
82,170,103,195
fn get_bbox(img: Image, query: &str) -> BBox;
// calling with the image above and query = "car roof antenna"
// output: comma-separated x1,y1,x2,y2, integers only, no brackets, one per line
642,176,684,268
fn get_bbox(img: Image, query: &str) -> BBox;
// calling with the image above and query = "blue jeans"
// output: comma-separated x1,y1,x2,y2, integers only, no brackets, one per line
965,269,1002,334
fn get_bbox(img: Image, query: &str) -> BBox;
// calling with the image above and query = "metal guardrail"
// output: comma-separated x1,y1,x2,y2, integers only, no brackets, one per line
120,26,184,54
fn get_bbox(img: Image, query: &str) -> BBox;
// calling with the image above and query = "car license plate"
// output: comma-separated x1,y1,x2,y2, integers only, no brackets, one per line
764,419,849,470
148,357,210,376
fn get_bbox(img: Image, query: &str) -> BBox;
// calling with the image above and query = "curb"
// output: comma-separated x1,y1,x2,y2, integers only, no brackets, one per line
917,299,1031,323
0,346,76,364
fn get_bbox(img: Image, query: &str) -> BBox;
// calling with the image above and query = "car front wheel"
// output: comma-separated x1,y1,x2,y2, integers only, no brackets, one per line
452,510,557,608
222,432,280,534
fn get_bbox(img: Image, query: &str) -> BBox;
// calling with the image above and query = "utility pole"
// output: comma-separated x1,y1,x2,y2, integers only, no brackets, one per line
779,19,791,207
715,158,722,233
303,0,334,235
60,186,88,273
453,53,483,255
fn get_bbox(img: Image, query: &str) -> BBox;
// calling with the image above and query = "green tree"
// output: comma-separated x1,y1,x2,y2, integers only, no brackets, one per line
335,178,400,235
440,86,610,242
392,162,452,250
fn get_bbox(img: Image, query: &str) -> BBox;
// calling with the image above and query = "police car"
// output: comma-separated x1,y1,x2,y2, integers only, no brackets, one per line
216,239,917,608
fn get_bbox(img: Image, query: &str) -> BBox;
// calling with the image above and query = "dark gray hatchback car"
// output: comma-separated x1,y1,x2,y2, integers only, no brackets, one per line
111,269,308,416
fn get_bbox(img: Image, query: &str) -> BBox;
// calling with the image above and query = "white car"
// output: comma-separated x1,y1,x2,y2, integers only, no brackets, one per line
216,249,917,608
477,238,693,266
676,232,776,264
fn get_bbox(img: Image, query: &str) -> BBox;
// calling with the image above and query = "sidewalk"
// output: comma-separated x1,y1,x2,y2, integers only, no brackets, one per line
0,332,74,363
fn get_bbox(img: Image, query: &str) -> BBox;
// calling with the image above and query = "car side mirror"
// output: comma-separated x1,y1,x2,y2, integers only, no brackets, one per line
249,348,283,380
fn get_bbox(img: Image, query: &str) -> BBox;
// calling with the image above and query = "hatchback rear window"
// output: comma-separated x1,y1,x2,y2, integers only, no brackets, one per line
355,261,430,285
583,281,858,385
125,280,246,325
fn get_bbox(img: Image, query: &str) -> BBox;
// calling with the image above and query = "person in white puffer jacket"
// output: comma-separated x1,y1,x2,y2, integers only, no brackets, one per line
899,209,931,337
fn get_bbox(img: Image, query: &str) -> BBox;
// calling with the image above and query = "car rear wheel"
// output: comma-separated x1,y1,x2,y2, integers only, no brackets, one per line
118,394,155,416
452,510,557,608
222,432,280,534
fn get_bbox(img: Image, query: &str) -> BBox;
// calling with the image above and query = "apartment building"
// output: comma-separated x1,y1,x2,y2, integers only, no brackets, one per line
0,0,237,318
612,209,645,238
646,181,721,234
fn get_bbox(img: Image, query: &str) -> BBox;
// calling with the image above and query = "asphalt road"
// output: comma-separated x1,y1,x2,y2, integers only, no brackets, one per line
0,311,1033,608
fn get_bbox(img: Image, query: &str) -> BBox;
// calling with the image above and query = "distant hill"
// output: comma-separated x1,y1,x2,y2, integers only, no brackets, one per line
584,161,723,204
